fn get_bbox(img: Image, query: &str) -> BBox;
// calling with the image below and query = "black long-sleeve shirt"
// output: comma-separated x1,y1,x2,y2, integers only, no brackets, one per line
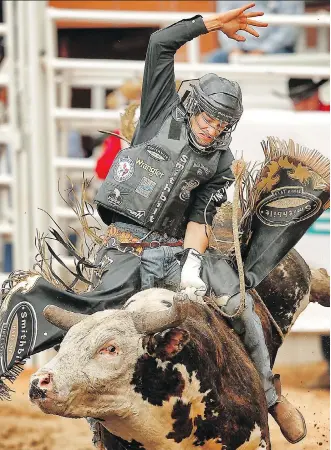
115,15,234,227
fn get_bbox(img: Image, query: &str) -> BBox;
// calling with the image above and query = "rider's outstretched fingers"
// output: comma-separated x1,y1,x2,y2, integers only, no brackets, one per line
246,18,268,27
245,26,260,37
238,2,257,14
232,33,246,42
245,11,265,18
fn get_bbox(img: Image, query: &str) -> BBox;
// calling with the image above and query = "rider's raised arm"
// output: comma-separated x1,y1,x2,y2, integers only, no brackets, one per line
138,16,208,129
138,3,267,135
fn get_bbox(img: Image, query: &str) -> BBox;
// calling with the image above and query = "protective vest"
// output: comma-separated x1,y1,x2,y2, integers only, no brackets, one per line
94,106,230,237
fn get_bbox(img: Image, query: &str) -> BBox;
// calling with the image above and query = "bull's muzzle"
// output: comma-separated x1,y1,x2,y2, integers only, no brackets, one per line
29,371,53,401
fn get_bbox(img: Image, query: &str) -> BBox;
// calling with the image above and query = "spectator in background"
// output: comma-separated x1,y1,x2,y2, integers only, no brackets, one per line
94,80,142,181
95,129,123,180
206,1,305,63
287,78,330,112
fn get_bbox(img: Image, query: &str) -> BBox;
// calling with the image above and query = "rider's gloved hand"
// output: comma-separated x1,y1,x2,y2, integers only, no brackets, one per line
180,248,207,300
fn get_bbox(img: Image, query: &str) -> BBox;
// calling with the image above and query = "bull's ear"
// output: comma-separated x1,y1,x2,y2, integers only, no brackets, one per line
144,328,190,360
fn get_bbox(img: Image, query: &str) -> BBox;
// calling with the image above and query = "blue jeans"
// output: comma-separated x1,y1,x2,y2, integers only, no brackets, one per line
113,221,183,291
221,292,277,408
140,246,183,291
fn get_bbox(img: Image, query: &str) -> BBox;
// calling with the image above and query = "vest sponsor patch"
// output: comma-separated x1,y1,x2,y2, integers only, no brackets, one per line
127,209,146,220
107,188,123,206
136,158,165,179
179,179,200,201
135,177,156,198
114,156,134,183
211,180,230,203
146,145,169,162
193,162,211,176
149,154,189,224
212,189,225,202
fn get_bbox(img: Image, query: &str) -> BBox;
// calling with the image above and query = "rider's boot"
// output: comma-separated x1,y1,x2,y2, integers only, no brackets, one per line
268,374,307,444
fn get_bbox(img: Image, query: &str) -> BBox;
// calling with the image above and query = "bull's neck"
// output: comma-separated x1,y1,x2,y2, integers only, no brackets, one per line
102,413,182,450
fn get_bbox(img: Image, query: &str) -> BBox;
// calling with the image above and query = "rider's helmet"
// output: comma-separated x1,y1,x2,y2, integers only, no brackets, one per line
179,73,243,155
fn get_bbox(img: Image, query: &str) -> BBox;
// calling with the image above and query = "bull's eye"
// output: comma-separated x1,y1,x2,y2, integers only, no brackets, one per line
98,343,119,356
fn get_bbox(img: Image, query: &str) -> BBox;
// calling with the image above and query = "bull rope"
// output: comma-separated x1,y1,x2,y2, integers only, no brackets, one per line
215,159,247,320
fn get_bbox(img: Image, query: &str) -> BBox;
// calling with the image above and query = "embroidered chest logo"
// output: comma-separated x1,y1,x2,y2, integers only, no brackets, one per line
146,145,169,162
113,156,134,183
136,158,165,179
193,162,211,176
179,179,200,202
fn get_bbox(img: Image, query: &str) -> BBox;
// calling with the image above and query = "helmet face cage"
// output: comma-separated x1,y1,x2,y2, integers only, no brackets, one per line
185,100,230,155
184,90,238,155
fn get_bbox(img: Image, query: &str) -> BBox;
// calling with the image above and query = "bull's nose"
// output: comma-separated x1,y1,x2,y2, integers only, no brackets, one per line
29,372,53,400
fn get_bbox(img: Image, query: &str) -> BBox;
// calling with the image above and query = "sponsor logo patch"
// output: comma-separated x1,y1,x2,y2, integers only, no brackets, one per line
127,209,146,220
113,156,134,183
211,181,230,203
135,177,156,198
193,162,211,176
0,302,37,373
107,188,123,206
256,186,322,227
146,145,169,162
136,158,164,179
179,179,200,201
149,154,189,223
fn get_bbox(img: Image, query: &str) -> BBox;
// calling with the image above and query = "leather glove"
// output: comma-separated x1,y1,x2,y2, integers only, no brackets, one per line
180,248,207,300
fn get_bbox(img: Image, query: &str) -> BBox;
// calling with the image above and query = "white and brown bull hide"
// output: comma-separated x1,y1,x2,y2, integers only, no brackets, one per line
30,290,271,450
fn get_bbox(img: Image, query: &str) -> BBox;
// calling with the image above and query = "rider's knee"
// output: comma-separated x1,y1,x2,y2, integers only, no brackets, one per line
221,291,254,317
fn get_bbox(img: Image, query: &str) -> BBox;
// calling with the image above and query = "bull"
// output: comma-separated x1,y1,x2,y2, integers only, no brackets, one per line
29,246,329,450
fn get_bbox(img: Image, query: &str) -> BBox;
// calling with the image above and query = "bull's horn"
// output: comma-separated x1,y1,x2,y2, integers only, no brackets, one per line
43,305,87,331
132,292,190,334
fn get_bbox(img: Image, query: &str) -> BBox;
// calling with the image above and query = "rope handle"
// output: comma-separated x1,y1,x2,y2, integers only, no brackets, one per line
218,159,247,320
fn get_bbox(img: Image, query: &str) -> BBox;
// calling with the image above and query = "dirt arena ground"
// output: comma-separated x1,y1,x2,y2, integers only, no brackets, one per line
0,362,329,450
